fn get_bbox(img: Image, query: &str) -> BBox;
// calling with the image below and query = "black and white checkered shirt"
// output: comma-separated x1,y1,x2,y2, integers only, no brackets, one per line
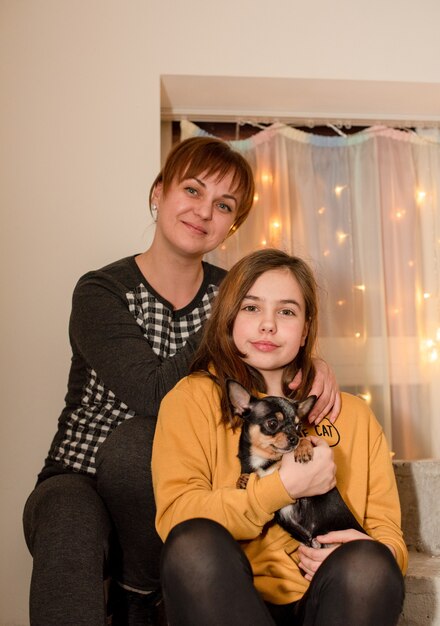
47,256,226,475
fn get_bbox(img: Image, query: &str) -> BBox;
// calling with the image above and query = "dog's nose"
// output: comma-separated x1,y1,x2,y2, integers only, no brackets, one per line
288,433,299,446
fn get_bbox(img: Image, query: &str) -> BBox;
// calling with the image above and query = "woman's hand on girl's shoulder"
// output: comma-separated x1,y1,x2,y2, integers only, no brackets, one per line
288,358,341,425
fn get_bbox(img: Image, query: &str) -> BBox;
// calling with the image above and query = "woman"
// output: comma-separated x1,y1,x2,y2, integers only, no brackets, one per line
23,139,339,626
152,248,407,626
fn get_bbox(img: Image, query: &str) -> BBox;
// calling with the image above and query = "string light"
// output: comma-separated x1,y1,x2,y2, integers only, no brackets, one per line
394,209,406,220
421,331,440,363
318,206,326,215
253,192,259,203
261,173,273,184
334,185,347,196
358,391,372,404
323,249,330,257
354,284,366,291
354,332,361,339
424,292,431,300
337,231,349,244
416,190,427,204
337,299,346,307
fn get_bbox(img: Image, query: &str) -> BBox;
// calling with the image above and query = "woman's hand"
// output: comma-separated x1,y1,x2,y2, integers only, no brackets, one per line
289,357,341,424
298,529,372,581
278,437,336,500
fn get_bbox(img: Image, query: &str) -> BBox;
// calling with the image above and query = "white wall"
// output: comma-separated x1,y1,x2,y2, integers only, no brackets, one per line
2,1,440,623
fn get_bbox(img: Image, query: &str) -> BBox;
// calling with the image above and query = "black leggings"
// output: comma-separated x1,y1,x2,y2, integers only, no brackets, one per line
160,518,405,626
23,416,162,626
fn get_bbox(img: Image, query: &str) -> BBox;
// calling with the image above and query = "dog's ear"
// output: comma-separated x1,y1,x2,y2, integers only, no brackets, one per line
226,380,252,416
295,395,317,420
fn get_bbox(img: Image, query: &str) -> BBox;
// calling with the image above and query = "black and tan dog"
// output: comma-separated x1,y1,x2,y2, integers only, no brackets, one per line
227,380,366,548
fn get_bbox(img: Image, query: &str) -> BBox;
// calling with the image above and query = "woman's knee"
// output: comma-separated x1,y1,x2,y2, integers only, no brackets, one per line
95,416,156,489
23,473,112,555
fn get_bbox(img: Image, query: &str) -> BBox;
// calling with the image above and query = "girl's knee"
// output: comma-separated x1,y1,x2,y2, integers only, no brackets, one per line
161,519,238,582
335,540,404,595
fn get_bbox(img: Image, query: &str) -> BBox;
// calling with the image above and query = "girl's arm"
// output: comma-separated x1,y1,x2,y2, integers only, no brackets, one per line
298,410,408,580
361,420,408,572
70,273,203,416
152,378,295,542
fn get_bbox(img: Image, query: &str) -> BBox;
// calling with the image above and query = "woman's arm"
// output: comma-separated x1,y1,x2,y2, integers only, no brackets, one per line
289,358,341,424
70,273,203,416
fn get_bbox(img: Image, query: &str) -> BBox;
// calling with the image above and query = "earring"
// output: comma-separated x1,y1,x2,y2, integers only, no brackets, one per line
150,203,158,221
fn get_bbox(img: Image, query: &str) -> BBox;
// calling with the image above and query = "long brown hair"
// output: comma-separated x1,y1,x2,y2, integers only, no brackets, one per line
149,137,255,234
191,249,319,425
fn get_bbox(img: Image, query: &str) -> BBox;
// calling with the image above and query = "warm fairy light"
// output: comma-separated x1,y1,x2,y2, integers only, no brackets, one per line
318,206,326,215
271,221,281,230
261,173,273,184
423,292,431,299
261,239,267,246
355,284,366,291
334,185,347,196
394,209,406,220
323,249,330,257
253,192,259,203
358,391,372,404
337,231,349,244
391,308,400,316
408,260,414,267
421,335,440,363
416,190,427,204
429,348,439,363
355,332,361,338
337,299,346,306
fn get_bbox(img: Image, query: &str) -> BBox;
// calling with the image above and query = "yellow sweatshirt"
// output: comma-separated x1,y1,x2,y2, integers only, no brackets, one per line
152,374,407,605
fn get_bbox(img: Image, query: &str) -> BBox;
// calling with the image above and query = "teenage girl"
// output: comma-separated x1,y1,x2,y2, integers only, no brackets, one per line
152,248,407,626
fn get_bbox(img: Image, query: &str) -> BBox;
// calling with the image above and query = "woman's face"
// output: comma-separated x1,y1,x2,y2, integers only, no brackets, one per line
152,171,240,258
232,268,309,394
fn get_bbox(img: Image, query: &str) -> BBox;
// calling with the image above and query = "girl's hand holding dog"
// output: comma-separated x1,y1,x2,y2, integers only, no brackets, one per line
279,436,336,499
298,529,373,581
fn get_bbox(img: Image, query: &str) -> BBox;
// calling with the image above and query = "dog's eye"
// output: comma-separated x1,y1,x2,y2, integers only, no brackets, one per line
265,418,279,432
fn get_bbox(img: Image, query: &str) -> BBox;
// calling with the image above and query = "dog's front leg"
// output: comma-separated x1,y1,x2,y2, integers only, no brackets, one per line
236,473,251,489
294,438,314,463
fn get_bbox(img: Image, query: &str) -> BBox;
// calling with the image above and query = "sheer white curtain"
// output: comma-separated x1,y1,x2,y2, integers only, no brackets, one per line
181,120,440,460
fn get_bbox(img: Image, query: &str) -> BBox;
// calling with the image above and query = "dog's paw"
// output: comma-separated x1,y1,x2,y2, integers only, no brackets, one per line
294,438,314,463
236,473,250,489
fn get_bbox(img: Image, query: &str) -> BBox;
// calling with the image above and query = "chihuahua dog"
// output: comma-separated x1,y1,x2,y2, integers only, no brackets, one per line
227,380,366,548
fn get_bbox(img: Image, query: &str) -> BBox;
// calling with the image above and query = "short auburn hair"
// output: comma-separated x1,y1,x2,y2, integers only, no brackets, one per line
149,137,255,234
191,248,318,425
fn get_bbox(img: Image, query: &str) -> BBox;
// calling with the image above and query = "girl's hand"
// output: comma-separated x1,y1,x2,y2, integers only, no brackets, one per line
288,358,341,425
298,529,372,580
279,437,336,500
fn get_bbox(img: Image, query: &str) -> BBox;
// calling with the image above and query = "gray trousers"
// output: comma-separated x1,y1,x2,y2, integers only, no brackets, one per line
23,416,162,626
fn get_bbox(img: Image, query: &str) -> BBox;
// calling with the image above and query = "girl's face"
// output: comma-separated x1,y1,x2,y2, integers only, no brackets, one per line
232,268,309,395
152,171,240,258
